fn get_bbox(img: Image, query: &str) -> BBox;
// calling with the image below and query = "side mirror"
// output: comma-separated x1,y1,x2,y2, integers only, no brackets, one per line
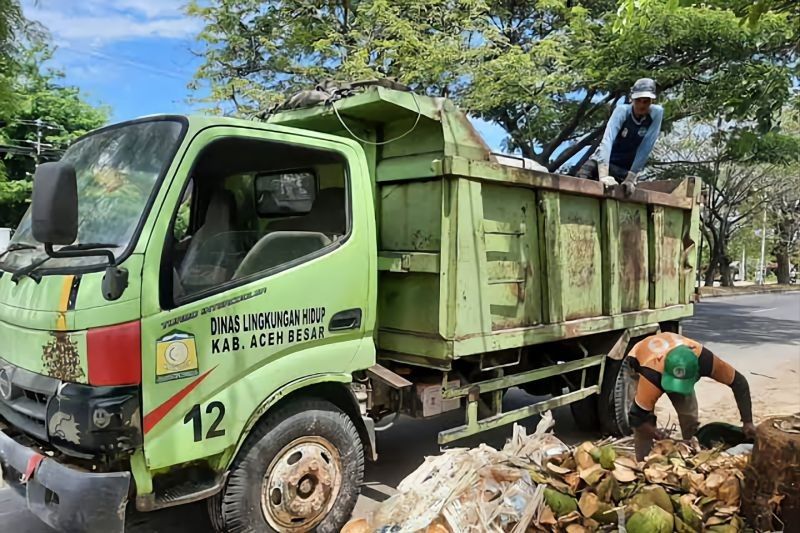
102,266,129,301
32,162,78,245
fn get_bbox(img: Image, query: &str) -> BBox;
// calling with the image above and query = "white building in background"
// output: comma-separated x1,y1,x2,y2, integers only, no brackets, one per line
0,228,10,252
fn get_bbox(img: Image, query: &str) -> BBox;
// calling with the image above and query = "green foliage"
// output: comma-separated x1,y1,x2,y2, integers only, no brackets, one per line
0,0,25,119
189,0,797,171
0,0,45,123
742,0,800,28
174,201,191,240
615,0,800,30
0,44,108,227
726,130,800,165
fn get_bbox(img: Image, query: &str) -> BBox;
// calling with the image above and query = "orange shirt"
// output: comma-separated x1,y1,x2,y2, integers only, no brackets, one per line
628,332,736,412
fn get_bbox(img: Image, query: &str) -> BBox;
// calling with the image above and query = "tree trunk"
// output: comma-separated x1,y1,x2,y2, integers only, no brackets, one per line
776,250,791,285
719,254,734,287
773,221,793,285
706,238,731,287
742,415,800,530
704,256,718,287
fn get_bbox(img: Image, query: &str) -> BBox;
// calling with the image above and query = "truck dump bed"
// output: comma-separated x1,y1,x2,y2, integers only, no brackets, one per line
269,86,701,367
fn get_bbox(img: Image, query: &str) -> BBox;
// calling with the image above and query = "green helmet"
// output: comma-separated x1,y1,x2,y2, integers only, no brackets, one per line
661,345,700,395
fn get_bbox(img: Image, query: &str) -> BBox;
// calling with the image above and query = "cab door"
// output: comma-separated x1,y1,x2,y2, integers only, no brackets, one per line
138,126,376,469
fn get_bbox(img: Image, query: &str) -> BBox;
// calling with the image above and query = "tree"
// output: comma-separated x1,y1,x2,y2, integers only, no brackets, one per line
0,0,44,122
0,0,25,119
649,119,785,286
462,0,797,171
189,0,797,172
766,108,800,284
771,170,800,284
0,45,108,227
615,0,800,31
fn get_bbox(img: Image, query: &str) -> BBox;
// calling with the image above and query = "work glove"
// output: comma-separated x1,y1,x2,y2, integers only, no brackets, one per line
598,162,610,179
600,175,617,187
622,171,638,196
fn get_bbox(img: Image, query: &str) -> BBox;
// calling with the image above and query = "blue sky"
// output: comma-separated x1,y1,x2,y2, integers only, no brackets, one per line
21,0,511,151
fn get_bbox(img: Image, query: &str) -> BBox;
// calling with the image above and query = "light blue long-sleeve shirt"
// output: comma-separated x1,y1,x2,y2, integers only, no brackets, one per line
592,103,663,174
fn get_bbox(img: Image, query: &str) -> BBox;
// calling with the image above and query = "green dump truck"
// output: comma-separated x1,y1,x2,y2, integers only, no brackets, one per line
0,85,700,532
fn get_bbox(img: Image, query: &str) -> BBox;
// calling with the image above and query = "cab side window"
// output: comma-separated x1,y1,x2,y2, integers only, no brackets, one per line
165,136,349,305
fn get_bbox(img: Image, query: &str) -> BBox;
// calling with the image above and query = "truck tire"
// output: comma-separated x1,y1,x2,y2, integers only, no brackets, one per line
598,357,638,437
211,399,364,533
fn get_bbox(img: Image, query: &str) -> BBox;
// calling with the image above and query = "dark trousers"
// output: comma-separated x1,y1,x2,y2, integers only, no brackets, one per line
633,392,700,459
575,159,629,183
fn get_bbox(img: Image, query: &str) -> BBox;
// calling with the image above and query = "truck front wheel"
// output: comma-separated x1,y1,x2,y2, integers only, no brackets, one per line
211,399,364,533
598,357,638,437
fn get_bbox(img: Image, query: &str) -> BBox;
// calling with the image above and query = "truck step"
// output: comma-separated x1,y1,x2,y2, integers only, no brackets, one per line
136,475,226,512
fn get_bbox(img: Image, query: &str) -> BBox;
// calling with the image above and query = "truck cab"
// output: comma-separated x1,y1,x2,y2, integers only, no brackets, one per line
0,115,378,532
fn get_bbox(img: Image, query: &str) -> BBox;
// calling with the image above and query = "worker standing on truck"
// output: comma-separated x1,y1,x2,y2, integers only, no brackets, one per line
576,78,663,194
626,331,756,460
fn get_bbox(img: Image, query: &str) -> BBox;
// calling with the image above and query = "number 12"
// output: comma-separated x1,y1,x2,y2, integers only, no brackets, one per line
184,401,226,442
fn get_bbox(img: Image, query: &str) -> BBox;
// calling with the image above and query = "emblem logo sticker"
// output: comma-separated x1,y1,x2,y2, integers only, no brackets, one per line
156,331,199,383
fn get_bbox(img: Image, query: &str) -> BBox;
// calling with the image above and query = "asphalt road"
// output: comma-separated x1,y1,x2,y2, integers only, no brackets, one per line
2,292,798,532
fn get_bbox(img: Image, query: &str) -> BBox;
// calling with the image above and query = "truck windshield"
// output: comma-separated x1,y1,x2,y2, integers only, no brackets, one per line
0,119,184,272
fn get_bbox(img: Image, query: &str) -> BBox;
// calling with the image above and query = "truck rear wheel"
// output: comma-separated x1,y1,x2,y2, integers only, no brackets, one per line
598,357,638,437
211,399,364,533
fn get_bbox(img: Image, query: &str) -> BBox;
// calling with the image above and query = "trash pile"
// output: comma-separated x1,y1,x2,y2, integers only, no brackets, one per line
343,412,750,532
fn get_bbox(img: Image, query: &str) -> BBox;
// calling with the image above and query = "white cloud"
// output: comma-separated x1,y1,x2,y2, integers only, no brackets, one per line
22,0,200,45
113,0,188,18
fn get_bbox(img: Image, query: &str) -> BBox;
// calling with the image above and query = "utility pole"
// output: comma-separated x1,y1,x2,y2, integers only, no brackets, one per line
696,184,708,290
757,205,768,285
34,118,43,166
741,247,746,283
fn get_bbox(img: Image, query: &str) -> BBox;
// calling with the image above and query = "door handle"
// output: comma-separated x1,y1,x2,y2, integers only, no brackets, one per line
329,309,362,331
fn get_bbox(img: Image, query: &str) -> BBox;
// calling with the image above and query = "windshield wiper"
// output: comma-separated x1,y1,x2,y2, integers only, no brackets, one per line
11,255,51,283
60,243,119,251
0,243,37,260
10,242,120,283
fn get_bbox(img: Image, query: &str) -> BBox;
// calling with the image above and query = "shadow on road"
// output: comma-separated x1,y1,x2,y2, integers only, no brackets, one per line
684,297,800,347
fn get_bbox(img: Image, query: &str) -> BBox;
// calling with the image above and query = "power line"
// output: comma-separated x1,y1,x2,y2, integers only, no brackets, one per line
58,45,194,81
4,119,62,129
2,118,66,164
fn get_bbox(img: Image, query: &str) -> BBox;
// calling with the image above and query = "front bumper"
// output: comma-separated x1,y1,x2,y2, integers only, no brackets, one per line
0,428,131,533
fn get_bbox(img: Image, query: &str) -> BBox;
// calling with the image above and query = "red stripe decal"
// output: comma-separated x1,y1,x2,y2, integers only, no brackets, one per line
143,367,216,434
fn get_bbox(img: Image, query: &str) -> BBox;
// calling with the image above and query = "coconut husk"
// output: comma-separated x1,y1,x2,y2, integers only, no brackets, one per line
346,414,754,533
544,488,578,517
596,475,621,503
611,464,637,483
627,505,674,533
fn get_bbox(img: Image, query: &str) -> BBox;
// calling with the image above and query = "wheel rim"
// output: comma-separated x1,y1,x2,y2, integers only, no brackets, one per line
261,436,343,531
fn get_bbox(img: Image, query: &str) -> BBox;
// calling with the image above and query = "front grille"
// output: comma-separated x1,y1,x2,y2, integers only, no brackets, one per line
23,389,48,405
0,358,59,442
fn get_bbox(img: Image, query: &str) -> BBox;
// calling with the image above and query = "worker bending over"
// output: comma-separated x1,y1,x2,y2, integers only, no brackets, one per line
626,332,755,460
577,78,663,194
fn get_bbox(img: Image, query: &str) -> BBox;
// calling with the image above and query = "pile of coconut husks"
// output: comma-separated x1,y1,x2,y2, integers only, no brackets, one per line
343,412,750,532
